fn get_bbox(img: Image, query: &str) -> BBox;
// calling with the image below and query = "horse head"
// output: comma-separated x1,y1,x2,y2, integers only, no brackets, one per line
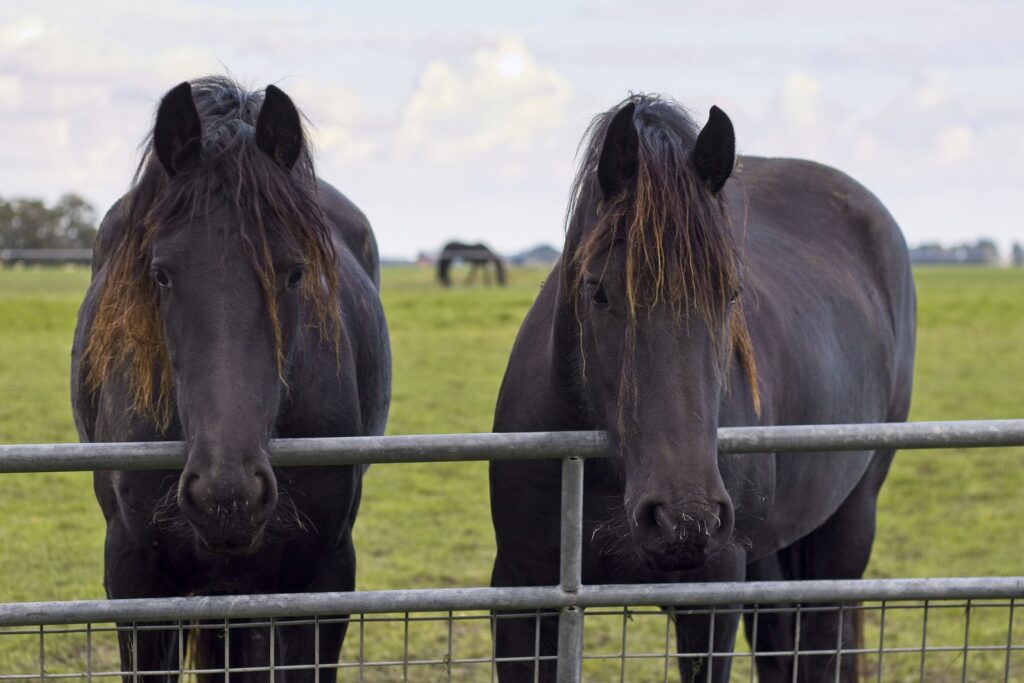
565,97,756,571
87,78,340,554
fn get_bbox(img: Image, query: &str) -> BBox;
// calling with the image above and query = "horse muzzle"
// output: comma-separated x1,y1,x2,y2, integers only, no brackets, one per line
192,515,269,556
177,450,278,555
629,498,734,572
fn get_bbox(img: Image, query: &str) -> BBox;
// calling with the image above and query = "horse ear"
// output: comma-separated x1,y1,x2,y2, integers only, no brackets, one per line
153,82,202,176
597,101,639,199
692,105,735,193
256,85,303,170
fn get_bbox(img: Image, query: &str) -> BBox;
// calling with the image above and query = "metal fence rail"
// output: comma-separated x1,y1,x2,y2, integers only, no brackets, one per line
2,419,1024,681
2,597,1021,681
2,577,1023,627
2,419,1023,472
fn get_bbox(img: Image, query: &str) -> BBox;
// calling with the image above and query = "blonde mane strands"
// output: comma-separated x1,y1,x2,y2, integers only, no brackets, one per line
566,96,761,432
84,77,341,430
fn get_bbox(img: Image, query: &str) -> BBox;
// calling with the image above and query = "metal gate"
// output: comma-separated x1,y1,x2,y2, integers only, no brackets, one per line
2,420,1023,681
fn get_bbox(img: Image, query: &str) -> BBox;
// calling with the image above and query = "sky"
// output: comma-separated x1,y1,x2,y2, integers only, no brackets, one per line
1,1,1022,260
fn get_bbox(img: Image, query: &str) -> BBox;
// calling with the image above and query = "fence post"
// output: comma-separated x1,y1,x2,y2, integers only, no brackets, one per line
556,455,585,682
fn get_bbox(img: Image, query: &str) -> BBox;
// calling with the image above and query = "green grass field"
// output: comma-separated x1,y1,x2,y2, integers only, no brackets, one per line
0,264,1022,680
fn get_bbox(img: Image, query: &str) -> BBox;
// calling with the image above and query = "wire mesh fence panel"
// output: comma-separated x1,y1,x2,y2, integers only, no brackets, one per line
2,598,1021,682
4,423,1024,680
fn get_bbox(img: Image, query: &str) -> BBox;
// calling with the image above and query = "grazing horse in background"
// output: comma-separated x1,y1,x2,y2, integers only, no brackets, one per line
71,77,391,678
437,241,507,287
489,95,915,682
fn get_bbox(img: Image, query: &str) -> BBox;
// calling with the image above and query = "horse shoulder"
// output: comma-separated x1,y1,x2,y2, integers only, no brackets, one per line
70,276,103,443
317,179,380,287
724,158,915,550
73,194,140,442
494,267,581,434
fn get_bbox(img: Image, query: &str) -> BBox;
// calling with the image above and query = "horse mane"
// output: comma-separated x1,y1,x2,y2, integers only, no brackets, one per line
564,94,760,428
84,76,341,429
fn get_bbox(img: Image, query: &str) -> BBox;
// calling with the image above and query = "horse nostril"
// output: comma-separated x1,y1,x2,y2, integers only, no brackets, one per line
652,504,676,532
252,471,265,502
710,504,724,532
634,499,676,542
178,473,200,511
253,468,277,513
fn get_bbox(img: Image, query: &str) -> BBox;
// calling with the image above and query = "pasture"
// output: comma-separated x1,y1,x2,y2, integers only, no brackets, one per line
1,264,1022,679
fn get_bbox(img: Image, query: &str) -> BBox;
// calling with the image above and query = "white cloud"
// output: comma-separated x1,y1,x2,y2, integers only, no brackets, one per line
282,79,375,161
854,131,880,163
0,16,45,53
0,1,1021,258
914,70,952,110
780,73,820,128
2,117,71,154
933,125,975,164
398,38,572,162
0,74,23,111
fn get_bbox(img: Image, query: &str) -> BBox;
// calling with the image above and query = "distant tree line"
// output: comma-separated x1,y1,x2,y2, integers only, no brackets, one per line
0,194,98,250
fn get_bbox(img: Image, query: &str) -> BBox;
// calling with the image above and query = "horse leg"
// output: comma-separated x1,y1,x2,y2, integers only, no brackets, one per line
673,545,746,683
104,523,182,682
271,533,357,682
491,554,559,682
785,450,894,683
190,622,275,683
112,625,181,683
742,553,795,682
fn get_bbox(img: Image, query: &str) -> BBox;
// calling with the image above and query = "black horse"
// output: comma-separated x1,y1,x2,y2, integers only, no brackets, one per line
71,77,391,678
437,241,507,287
490,95,915,681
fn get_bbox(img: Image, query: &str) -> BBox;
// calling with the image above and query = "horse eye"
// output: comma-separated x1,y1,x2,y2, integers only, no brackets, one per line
729,286,742,304
592,285,609,309
151,268,171,288
286,267,304,289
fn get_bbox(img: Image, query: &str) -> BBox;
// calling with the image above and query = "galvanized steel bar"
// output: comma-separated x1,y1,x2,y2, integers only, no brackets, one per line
577,576,1024,608
556,456,585,682
0,586,563,627
717,419,1024,453
2,577,1021,627
558,457,584,594
2,420,1023,473
556,606,584,683
0,431,608,473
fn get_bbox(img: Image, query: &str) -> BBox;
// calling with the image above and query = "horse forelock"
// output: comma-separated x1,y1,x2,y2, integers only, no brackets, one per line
564,94,761,431
84,76,342,429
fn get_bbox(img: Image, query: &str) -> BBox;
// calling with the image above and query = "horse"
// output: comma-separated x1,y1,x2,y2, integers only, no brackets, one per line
70,77,391,679
489,95,915,682
437,241,507,287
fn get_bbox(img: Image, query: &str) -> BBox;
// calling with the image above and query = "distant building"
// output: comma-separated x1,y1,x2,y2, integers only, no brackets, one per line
509,244,561,266
909,239,1001,266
